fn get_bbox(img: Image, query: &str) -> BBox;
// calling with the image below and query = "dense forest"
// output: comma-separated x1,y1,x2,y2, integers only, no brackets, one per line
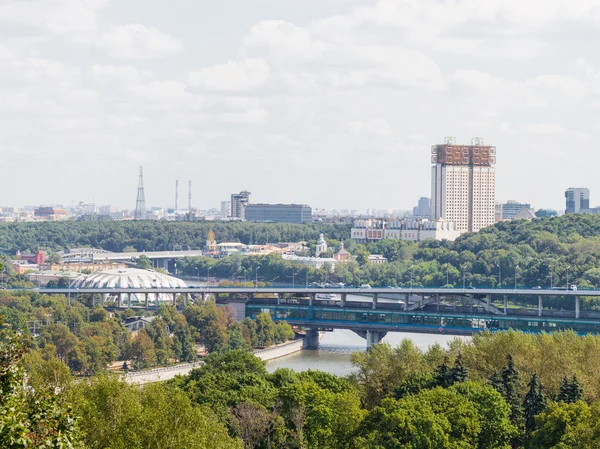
0,221,351,253
6,322,600,448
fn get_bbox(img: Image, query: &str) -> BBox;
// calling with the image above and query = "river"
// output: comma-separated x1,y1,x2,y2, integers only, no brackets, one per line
267,330,469,376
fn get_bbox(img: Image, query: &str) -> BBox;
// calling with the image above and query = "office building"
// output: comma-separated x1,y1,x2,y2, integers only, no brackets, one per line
230,191,251,219
431,137,496,233
565,188,590,214
502,201,533,220
245,204,312,224
412,197,431,218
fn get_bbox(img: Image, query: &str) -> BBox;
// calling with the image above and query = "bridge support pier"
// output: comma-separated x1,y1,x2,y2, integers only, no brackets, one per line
366,330,386,350
303,328,319,349
309,293,315,307
117,293,123,308
538,295,543,317
575,296,580,319
403,294,408,310
183,295,188,307
503,295,508,315
127,293,131,308
340,293,347,308
145,293,149,309
172,293,177,307
372,293,378,310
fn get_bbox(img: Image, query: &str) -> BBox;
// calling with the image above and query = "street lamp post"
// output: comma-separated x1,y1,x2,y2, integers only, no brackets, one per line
461,264,468,289
514,265,520,290
195,267,200,285
446,266,449,287
566,265,571,289
547,272,553,289
497,264,502,287
207,266,211,286
255,266,260,286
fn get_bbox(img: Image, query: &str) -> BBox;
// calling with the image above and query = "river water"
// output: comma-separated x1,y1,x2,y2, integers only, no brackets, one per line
267,330,469,377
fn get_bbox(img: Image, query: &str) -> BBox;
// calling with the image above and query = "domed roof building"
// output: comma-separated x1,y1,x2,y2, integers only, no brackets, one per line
71,268,187,306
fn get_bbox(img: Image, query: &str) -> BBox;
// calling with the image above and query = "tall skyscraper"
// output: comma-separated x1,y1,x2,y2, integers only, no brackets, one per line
230,191,251,219
565,188,590,214
134,166,146,220
431,137,496,233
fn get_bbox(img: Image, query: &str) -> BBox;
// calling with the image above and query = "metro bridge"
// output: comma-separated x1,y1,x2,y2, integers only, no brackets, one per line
30,286,600,347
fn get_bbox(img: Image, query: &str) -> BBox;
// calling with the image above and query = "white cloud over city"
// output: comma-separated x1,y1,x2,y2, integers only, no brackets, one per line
1,0,600,211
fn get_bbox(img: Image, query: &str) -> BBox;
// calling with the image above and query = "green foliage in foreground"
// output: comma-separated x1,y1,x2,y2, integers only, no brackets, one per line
8,320,600,448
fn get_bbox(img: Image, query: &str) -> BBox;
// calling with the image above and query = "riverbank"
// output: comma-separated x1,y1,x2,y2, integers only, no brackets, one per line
125,337,306,383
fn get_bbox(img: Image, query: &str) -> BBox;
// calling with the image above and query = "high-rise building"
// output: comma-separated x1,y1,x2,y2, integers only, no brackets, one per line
412,197,431,218
431,137,496,233
220,200,230,217
230,191,251,219
565,188,590,214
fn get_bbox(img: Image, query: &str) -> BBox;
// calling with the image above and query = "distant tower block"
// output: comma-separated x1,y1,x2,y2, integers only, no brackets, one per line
188,180,192,211
134,167,146,220
175,180,179,212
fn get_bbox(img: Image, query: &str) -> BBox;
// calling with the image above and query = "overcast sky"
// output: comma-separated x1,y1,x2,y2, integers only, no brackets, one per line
1,0,600,212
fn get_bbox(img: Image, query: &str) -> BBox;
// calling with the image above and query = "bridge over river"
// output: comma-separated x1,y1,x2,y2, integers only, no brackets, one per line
33,286,600,348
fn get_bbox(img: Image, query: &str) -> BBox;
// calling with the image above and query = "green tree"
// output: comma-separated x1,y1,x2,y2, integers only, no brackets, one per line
130,329,156,370
0,317,80,448
135,255,152,270
523,374,547,435
502,354,524,430
557,375,584,404
529,401,600,449
71,376,241,449
450,353,469,384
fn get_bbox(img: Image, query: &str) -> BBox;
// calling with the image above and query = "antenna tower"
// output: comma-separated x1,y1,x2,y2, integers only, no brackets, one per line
134,167,146,220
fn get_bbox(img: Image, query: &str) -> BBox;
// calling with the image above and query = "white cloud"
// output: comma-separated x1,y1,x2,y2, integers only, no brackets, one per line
0,0,108,39
188,59,270,92
91,65,142,83
346,119,392,137
100,24,183,59
244,20,330,62
127,80,198,106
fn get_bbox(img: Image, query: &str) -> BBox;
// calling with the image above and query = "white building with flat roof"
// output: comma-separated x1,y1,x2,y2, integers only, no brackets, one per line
351,218,461,244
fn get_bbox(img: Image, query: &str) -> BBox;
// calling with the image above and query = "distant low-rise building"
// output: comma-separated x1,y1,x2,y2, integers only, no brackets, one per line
34,207,68,220
282,254,337,270
334,243,352,261
245,204,312,224
351,218,461,244
502,201,533,220
368,255,388,264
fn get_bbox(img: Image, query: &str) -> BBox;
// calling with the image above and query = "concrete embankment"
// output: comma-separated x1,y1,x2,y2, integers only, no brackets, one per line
125,338,306,384
254,338,305,361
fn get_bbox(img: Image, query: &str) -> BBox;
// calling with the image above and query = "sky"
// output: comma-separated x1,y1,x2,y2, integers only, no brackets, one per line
2,0,600,212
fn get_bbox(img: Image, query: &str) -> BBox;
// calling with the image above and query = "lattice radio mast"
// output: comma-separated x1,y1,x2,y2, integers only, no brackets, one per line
134,166,146,220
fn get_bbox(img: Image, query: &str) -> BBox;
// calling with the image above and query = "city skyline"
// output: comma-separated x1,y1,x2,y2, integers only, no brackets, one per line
2,1,600,210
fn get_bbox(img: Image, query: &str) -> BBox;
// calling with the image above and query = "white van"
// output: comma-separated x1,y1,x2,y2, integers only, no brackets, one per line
360,284,371,289
570,285,578,291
